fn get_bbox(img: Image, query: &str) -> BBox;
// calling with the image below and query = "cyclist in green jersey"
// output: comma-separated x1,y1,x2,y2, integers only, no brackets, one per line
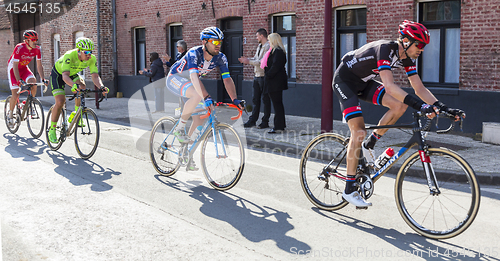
48,37,109,143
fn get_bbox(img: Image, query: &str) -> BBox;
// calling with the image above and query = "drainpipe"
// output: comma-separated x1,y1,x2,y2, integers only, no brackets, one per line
321,0,333,133
112,0,118,97
96,0,101,109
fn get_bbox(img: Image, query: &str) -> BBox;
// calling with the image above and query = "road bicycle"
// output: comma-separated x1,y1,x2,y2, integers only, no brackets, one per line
299,111,480,239
149,101,245,191
45,88,106,159
4,82,46,138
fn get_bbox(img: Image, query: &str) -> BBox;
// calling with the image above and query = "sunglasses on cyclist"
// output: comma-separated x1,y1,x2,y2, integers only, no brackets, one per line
82,50,92,55
414,41,426,49
207,39,222,46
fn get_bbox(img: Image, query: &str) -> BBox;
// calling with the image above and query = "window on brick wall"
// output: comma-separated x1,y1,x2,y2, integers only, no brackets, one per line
135,28,146,75
273,14,296,80
336,8,367,67
53,34,60,63
75,31,85,80
169,24,182,60
419,0,460,87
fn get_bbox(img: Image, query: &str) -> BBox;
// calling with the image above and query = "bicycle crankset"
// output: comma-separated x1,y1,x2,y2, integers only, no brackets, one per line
178,144,189,166
356,174,374,200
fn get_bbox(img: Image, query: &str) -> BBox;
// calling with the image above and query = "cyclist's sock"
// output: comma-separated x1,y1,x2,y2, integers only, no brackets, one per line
175,118,188,132
51,121,58,128
344,175,357,194
75,105,79,111
365,132,382,150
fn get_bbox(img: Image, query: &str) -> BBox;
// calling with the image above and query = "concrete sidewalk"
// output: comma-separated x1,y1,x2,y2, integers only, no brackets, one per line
1,90,499,184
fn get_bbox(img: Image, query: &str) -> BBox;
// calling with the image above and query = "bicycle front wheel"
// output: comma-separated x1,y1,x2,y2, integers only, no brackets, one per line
300,133,349,211
4,95,20,134
26,98,44,138
395,147,480,239
149,116,180,176
74,108,100,159
200,123,244,191
45,105,65,151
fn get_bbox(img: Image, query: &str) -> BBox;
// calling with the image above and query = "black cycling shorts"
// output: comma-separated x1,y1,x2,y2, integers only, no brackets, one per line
50,67,80,96
333,63,386,122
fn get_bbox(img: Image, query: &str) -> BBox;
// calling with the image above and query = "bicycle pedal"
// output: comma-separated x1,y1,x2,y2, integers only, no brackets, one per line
356,206,368,210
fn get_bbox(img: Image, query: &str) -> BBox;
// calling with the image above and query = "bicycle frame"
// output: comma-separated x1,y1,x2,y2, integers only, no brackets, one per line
360,112,456,194
16,84,44,121
160,102,242,161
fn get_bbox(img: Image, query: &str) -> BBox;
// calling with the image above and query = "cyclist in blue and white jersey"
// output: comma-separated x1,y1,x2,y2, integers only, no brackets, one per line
165,27,242,170
333,20,465,207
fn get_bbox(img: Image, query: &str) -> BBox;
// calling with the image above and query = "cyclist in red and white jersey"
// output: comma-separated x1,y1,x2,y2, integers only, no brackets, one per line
333,20,465,207
6,30,48,127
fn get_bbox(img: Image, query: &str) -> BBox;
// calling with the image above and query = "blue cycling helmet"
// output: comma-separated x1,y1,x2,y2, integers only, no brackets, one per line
200,27,224,41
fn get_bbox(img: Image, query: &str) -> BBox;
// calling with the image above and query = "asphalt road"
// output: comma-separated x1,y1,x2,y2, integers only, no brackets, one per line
1,109,500,261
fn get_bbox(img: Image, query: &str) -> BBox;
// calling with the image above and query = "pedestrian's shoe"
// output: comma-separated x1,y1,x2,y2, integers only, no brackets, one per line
342,191,372,207
257,123,269,129
268,128,284,134
68,111,85,127
243,121,256,128
186,160,199,171
174,130,190,143
362,142,375,164
48,127,58,143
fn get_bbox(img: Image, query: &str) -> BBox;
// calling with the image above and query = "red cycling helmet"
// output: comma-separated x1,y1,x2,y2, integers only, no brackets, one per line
23,30,38,41
399,20,430,45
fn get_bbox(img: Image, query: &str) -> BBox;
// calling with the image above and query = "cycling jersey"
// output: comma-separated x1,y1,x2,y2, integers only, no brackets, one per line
8,42,41,67
7,43,41,89
334,40,417,122
168,46,230,80
340,40,416,83
54,49,98,76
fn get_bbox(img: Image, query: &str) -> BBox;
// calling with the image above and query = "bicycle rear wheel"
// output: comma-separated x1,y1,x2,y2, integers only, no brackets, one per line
45,105,65,151
74,108,100,159
299,133,349,211
26,98,44,138
395,147,480,239
200,123,244,191
149,116,180,176
4,95,21,134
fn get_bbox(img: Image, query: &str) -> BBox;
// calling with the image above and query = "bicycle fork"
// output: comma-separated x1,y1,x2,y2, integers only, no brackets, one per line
419,150,441,195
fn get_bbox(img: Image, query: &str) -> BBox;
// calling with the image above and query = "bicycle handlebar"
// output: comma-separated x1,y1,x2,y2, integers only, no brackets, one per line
17,82,47,94
415,110,463,134
199,101,245,121
68,88,107,103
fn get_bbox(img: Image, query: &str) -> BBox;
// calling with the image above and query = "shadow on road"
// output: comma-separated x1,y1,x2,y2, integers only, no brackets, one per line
312,208,500,261
46,150,121,192
3,133,46,161
155,176,311,254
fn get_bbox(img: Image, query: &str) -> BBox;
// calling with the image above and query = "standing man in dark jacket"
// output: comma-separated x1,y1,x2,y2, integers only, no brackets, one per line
140,52,166,112
239,28,271,128
262,33,288,133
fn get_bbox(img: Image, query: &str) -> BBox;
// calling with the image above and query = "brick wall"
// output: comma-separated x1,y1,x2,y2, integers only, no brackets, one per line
460,0,500,91
38,0,113,81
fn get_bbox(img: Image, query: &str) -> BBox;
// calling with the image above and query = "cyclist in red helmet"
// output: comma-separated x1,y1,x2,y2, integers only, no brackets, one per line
6,30,48,128
332,20,465,207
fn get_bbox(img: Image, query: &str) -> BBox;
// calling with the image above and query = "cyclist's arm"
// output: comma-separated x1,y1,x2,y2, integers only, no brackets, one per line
222,77,237,101
62,71,78,87
36,59,45,80
13,61,21,83
189,72,209,99
407,74,438,104
379,70,409,102
91,72,104,89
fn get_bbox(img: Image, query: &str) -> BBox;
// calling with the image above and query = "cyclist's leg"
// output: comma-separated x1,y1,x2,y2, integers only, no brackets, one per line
8,67,21,115
333,71,371,207
24,67,37,96
50,68,66,127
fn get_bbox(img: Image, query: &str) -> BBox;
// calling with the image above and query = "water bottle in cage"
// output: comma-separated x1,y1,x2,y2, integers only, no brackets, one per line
374,148,395,169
